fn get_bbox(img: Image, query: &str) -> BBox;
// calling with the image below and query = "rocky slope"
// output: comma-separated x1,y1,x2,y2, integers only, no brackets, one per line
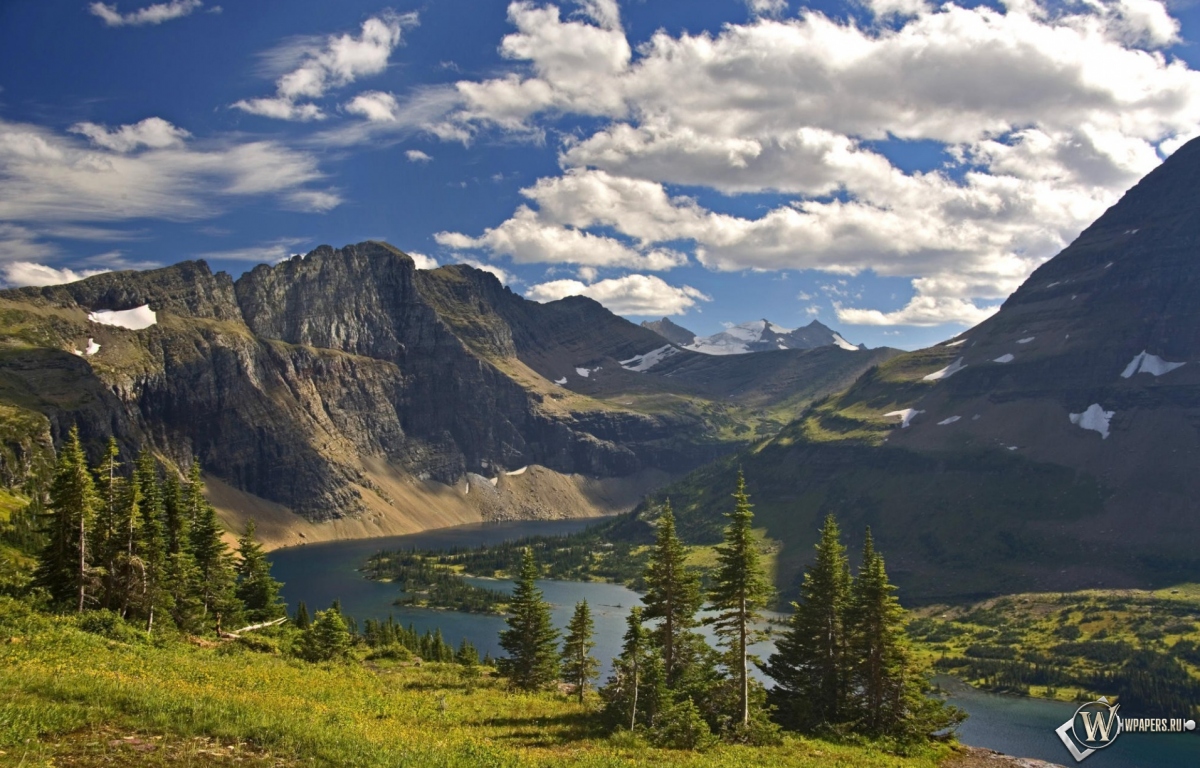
641,317,697,346
0,243,888,539
635,137,1200,602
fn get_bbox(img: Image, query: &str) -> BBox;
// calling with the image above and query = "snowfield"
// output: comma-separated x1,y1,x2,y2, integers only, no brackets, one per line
884,408,924,428
922,357,966,381
619,344,680,372
88,304,157,330
1120,351,1185,378
993,354,1014,363
1069,404,1115,439
937,416,961,425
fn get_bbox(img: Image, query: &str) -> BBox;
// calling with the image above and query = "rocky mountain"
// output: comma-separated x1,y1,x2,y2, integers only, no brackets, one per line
684,319,862,355
0,242,892,546
640,317,697,346
632,137,1200,603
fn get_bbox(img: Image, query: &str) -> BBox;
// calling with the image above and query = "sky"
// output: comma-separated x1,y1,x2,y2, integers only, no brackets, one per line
1,0,1198,350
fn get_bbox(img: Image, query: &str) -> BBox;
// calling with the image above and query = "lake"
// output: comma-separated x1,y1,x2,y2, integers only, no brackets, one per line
269,518,1198,767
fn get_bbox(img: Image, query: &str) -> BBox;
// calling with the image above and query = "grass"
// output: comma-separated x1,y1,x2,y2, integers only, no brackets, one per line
0,597,959,768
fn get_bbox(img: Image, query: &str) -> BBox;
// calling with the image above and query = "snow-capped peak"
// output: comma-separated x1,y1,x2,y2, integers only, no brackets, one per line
684,319,858,356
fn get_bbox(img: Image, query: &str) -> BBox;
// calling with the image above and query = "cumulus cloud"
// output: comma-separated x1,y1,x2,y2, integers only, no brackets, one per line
525,274,710,315
70,117,190,152
426,0,1200,325
1,262,109,288
89,0,202,27
234,14,417,121
405,149,433,162
408,251,438,269
0,118,339,225
746,0,788,17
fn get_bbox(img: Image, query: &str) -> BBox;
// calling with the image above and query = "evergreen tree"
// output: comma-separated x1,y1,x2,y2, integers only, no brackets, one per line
601,606,654,730
187,465,239,626
765,514,852,732
235,520,285,622
642,500,703,685
497,548,560,690
133,450,171,633
456,638,479,666
561,600,599,703
91,438,123,610
161,472,188,555
297,607,352,662
34,426,100,611
705,471,774,729
295,600,310,629
112,463,143,619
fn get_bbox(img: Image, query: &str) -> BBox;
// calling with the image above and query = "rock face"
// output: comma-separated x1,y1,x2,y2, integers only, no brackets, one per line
641,317,697,346
645,137,1200,602
0,242,886,525
685,319,861,355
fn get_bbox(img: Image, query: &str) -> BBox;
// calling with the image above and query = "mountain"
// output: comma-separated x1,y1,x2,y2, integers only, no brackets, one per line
633,137,1200,603
0,242,892,547
684,319,862,355
640,317,697,346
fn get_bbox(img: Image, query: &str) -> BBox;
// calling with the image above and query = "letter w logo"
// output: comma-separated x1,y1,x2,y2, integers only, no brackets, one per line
1081,707,1120,743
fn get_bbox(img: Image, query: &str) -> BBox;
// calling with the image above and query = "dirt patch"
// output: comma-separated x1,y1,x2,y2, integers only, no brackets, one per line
15,726,296,767
941,745,1065,768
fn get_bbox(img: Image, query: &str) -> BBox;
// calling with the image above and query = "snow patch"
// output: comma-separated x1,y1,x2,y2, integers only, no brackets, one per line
993,354,1014,363
88,304,156,330
553,377,567,385
944,339,967,347
1047,281,1060,288
937,416,961,426
922,357,966,381
85,338,100,356
1069,404,1115,439
620,344,680,372
884,408,924,428
489,477,498,487
1017,337,1035,344
1120,351,1185,379
972,414,981,421
575,367,591,378
831,333,859,351
1007,446,1018,451
505,466,528,476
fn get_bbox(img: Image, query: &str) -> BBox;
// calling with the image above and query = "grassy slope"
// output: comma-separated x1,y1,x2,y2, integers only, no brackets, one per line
0,598,954,768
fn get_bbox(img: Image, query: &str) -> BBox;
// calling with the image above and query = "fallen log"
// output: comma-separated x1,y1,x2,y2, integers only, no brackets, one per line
218,616,288,640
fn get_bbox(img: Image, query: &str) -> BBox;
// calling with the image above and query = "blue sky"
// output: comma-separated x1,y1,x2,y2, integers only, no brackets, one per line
1,0,1199,350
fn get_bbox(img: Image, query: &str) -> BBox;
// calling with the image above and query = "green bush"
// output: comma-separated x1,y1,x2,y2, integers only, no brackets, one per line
650,698,719,751
366,644,414,662
77,610,143,644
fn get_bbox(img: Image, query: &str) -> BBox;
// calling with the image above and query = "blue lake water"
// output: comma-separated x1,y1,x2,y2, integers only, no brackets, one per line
269,518,1199,767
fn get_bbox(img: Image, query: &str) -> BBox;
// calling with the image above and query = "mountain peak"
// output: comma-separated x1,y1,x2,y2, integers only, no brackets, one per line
684,317,860,355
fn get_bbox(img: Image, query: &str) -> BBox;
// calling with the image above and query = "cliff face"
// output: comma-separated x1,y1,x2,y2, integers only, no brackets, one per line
0,241,881,526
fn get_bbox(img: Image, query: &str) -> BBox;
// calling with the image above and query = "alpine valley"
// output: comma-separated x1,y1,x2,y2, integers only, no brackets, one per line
0,244,892,548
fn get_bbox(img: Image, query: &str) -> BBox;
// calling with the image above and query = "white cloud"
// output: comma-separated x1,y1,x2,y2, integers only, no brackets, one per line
746,0,788,17
70,117,190,152
461,258,517,285
525,274,710,315
405,149,433,162
234,14,417,121
426,0,1200,326
89,0,202,27
0,118,339,224
1,262,109,288
834,296,1000,327
346,91,401,123
408,251,438,269
195,237,310,263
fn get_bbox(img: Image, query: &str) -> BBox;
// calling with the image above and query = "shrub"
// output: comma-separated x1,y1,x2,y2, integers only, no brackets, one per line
78,610,143,643
649,698,718,751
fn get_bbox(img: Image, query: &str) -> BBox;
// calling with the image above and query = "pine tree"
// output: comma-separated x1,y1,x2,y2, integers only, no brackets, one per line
765,513,852,732
298,607,352,662
705,471,775,729
91,438,123,610
601,606,651,730
235,520,285,622
497,548,560,690
34,426,100,611
113,463,143,619
186,463,239,626
642,500,703,686
561,600,599,703
456,638,479,666
161,472,188,555
295,600,310,629
133,450,171,633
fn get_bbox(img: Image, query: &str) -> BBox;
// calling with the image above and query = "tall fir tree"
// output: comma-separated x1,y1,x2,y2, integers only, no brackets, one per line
186,462,240,626
561,600,599,703
34,426,100,611
295,600,310,629
91,438,123,610
235,519,285,622
133,450,171,633
765,513,852,732
705,471,775,729
113,463,143,618
601,605,663,730
497,548,560,690
641,500,703,686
